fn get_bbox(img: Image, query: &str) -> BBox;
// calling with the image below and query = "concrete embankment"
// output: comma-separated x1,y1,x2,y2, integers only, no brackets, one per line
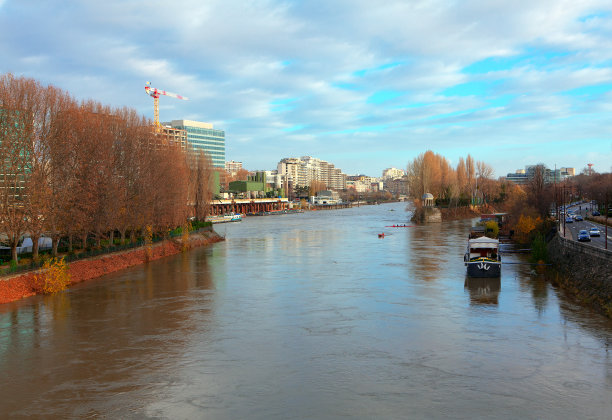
547,233,612,317
0,230,224,305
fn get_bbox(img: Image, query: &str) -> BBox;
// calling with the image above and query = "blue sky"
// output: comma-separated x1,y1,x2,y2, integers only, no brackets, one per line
1,0,612,177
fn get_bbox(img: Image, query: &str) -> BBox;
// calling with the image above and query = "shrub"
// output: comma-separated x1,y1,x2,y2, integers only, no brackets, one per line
530,233,548,264
485,221,499,238
35,257,71,294
190,220,212,230
514,214,541,244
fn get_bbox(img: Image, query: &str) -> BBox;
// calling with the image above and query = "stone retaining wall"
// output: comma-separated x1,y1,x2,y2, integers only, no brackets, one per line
547,234,612,317
411,207,442,223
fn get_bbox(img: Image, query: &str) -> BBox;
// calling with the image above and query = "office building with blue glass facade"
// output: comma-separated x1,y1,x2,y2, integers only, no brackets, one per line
165,120,225,167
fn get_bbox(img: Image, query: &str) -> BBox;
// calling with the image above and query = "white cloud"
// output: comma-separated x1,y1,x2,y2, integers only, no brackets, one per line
1,0,612,174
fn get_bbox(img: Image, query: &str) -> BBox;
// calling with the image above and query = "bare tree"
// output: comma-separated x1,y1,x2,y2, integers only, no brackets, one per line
0,74,39,262
526,164,553,217
1,72,210,262
309,180,326,197
456,157,467,197
465,154,475,202
190,150,213,221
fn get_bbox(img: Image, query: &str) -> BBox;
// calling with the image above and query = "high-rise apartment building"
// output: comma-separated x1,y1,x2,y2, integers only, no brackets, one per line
165,120,226,167
277,157,306,187
277,156,347,190
151,126,188,151
225,160,243,176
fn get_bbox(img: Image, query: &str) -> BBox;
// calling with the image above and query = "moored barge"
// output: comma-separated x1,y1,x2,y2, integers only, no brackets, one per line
464,236,501,277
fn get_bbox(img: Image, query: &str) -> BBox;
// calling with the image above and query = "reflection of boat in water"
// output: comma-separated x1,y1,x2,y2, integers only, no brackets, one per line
464,236,501,277
208,213,242,224
465,277,501,305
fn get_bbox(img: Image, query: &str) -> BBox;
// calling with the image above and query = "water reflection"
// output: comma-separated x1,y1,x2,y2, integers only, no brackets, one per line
0,248,216,416
408,223,447,281
464,277,501,305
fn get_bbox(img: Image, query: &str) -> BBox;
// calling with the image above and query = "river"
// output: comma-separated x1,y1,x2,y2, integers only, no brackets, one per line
1,201,611,418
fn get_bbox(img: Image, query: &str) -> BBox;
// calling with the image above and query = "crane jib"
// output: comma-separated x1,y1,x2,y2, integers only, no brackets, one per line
145,81,188,127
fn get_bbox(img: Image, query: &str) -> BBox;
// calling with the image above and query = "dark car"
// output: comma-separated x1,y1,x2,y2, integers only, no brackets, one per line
565,217,573,223
577,230,591,242
592,210,601,216
574,215,583,221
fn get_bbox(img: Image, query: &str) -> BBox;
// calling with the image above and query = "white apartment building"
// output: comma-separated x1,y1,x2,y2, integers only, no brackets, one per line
346,180,369,192
382,167,405,179
277,157,306,187
277,156,347,190
225,160,243,176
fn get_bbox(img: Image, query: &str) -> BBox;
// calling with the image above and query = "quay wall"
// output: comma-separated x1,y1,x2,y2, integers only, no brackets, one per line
547,234,612,317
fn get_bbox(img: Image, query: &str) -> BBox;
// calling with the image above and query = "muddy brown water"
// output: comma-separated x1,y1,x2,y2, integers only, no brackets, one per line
1,202,611,418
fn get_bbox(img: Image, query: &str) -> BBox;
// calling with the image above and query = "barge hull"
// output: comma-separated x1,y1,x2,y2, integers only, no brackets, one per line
466,262,501,278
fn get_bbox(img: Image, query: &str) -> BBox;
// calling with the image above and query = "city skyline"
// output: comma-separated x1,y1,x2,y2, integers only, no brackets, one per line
1,1,611,177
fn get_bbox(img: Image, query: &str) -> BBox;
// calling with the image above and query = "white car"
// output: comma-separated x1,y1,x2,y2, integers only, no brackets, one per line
589,227,601,237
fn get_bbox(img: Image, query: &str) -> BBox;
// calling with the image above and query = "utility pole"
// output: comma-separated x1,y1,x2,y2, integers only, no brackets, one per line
555,164,558,234
563,184,566,237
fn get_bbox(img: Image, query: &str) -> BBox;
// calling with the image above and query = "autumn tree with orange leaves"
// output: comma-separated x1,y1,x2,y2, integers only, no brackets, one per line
406,151,494,207
0,73,213,262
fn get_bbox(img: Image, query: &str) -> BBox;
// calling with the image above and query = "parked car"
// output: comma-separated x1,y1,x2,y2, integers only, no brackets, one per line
565,217,573,223
589,227,601,237
592,210,601,216
577,230,591,242
574,215,583,221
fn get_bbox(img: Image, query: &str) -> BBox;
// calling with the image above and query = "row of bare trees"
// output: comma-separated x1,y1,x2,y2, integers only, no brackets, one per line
0,73,212,262
406,150,496,205
406,151,611,240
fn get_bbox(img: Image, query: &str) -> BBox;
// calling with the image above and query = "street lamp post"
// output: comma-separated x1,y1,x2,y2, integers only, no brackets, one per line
563,185,566,237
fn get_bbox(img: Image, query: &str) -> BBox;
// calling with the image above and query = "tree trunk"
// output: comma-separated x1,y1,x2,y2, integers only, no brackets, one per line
31,234,41,261
109,230,114,248
82,234,88,250
120,229,126,244
11,242,18,264
68,235,73,253
130,229,135,243
52,237,59,258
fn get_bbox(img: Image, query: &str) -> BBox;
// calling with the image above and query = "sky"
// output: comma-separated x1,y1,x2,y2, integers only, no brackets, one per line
1,0,612,178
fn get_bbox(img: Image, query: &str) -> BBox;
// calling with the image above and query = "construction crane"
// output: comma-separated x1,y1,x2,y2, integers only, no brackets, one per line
144,81,188,129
